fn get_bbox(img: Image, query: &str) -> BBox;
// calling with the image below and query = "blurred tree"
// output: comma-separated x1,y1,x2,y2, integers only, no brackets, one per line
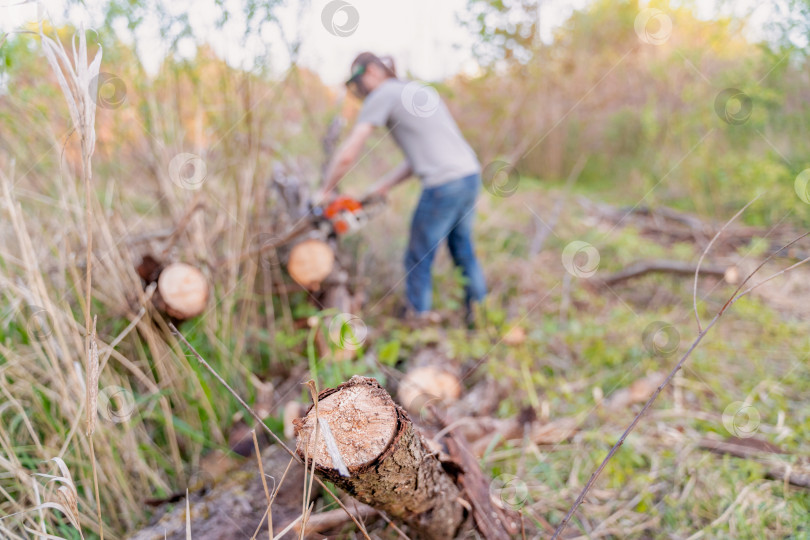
767,0,810,54
461,0,541,66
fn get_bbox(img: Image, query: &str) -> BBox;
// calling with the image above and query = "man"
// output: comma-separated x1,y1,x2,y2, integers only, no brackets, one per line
319,52,486,326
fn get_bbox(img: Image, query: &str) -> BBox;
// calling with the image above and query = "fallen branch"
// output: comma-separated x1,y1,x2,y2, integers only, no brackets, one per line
628,204,711,235
598,259,729,287
444,433,519,540
699,437,810,489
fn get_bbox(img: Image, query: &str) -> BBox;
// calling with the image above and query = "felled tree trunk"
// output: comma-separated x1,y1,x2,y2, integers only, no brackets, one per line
294,376,467,539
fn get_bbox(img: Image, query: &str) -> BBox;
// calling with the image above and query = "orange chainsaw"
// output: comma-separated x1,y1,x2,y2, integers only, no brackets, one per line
312,194,384,236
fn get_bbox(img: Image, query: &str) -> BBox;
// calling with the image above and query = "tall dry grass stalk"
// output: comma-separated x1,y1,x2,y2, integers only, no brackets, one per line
39,23,101,338
86,315,103,539
40,24,103,539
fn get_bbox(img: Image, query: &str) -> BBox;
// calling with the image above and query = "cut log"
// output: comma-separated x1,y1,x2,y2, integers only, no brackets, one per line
294,376,467,539
397,366,462,416
136,256,209,322
287,238,335,290
156,262,210,320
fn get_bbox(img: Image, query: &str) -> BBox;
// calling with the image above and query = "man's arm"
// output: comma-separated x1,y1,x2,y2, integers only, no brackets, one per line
364,161,413,198
320,122,375,200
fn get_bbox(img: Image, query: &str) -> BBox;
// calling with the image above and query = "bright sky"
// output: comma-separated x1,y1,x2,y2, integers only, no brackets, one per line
1,0,590,84
0,0,784,86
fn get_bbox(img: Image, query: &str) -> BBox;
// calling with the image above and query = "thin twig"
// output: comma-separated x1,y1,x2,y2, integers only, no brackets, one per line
301,380,320,539
692,194,759,333
168,323,371,540
185,490,191,540
252,430,273,540
551,314,716,539
251,457,295,540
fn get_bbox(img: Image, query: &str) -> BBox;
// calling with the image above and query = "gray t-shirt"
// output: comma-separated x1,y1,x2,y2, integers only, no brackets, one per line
357,78,480,187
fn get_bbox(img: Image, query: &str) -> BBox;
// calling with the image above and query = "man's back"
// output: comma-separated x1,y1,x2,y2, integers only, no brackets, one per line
358,78,480,188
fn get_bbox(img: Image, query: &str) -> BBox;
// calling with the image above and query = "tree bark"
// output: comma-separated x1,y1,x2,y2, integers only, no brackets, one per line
294,376,467,540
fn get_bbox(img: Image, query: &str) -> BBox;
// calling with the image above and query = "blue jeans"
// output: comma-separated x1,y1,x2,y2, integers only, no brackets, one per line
404,173,487,313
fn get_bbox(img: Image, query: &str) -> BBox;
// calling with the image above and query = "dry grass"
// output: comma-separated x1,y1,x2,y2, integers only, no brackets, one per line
0,27,339,537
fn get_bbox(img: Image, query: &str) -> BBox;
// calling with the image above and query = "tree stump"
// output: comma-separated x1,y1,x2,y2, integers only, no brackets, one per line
294,376,466,539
